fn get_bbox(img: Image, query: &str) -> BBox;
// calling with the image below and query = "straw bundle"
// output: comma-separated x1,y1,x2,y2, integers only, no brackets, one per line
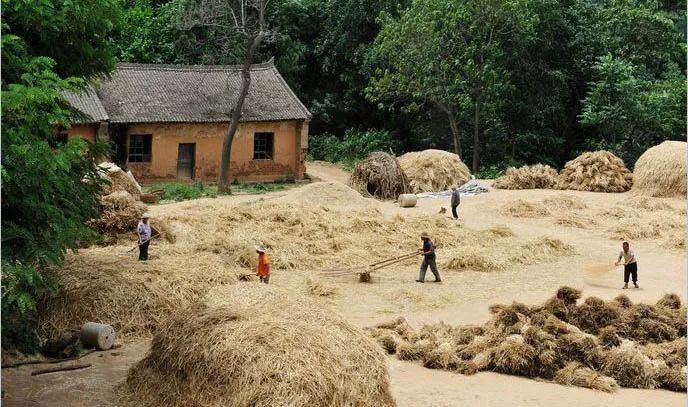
348,152,410,199
631,141,687,198
398,149,471,193
557,151,633,192
123,285,395,407
89,191,147,234
99,162,142,200
493,164,558,190
601,343,657,389
554,362,619,393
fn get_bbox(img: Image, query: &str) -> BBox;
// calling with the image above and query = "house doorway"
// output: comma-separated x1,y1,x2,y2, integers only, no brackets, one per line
177,143,195,179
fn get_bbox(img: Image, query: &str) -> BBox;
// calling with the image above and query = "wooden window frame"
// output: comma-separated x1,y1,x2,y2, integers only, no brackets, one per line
128,134,152,163
253,132,274,160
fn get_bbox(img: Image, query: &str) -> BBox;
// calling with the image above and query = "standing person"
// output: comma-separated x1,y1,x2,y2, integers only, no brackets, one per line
256,245,270,284
137,213,152,261
416,232,441,283
615,241,638,289
450,186,461,219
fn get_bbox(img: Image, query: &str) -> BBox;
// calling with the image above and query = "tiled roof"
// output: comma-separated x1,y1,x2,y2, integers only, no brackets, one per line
88,62,311,124
62,84,109,123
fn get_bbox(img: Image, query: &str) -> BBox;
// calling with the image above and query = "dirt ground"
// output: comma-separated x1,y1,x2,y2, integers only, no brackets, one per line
3,162,686,406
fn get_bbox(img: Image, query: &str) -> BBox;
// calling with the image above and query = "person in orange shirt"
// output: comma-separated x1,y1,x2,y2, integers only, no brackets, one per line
256,245,270,284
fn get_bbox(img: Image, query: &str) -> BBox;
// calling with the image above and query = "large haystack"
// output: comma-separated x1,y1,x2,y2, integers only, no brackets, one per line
632,141,687,198
493,164,558,190
123,285,395,407
398,149,471,193
557,151,633,192
349,152,410,199
99,162,142,199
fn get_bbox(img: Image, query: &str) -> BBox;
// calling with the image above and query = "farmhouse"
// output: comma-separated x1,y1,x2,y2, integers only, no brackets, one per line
62,62,311,182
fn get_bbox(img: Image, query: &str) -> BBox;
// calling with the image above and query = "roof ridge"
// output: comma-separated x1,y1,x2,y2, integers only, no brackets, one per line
116,61,275,72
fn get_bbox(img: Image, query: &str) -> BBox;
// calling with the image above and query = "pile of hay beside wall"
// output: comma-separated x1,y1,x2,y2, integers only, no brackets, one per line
348,152,409,199
99,162,142,199
557,151,633,192
89,191,147,234
369,288,686,393
398,149,471,193
631,141,687,198
493,164,558,190
122,285,395,407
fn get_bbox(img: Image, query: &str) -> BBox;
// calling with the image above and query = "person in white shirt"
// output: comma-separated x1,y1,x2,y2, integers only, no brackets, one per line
137,213,152,261
615,241,638,289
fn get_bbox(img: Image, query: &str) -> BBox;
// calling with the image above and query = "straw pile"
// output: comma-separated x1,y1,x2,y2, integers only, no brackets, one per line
122,285,395,407
493,164,558,190
348,152,409,199
557,151,633,192
99,162,142,199
274,181,375,208
501,200,550,218
398,149,471,193
369,287,686,392
632,141,687,198
89,191,147,234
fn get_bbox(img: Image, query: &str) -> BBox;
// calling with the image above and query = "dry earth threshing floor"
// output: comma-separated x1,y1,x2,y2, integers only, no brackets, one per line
2,162,686,406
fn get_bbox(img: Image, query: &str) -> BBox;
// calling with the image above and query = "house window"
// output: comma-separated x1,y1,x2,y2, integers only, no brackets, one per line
128,134,152,162
253,132,274,160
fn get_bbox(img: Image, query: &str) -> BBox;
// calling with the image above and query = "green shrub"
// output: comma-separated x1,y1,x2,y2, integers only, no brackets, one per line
152,181,218,201
308,129,400,165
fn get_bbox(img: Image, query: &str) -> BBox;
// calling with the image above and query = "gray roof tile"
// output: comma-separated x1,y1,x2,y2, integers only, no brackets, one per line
63,84,109,123
91,62,311,123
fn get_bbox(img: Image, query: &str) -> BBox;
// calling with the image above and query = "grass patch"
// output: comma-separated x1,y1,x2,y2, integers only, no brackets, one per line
145,180,293,202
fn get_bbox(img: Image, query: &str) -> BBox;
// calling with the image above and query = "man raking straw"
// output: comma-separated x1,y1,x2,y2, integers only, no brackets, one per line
615,241,639,289
137,213,153,261
256,245,270,284
416,232,441,283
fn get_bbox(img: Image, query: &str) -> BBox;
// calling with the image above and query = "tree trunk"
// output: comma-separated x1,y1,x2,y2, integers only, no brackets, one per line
447,112,463,158
218,31,266,193
472,96,481,173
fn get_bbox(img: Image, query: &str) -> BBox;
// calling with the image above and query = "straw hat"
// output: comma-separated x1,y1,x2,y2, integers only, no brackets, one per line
255,245,266,253
420,232,430,239
142,212,152,219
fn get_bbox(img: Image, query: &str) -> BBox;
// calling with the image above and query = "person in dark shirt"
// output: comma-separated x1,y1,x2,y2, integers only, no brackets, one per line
416,232,441,283
450,186,461,219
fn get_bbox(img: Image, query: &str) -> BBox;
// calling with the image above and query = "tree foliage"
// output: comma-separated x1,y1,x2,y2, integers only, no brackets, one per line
1,2,117,350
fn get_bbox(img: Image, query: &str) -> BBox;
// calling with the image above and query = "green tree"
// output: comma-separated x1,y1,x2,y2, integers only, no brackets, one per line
1,1,118,349
368,0,537,171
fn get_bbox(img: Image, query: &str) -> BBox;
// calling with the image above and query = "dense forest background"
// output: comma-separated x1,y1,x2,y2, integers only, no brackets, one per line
1,0,685,349
109,0,686,173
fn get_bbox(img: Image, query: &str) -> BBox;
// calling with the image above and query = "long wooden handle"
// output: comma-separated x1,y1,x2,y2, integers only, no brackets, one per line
368,251,418,267
369,252,419,271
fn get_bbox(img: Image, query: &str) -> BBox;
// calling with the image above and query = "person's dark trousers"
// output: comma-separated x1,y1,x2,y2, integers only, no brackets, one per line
451,205,459,219
418,256,441,281
623,262,638,283
138,240,150,261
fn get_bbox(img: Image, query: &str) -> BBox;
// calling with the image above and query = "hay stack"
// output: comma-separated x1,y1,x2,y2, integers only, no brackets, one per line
554,362,619,393
275,181,374,208
501,200,550,218
602,342,657,389
123,285,395,407
348,152,410,200
493,164,558,190
632,141,687,198
99,162,142,199
398,149,471,193
89,191,147,234
557,151,633,192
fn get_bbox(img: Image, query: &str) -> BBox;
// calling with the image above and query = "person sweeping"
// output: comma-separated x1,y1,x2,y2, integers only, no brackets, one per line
256,245,270,284
416,232,441,283
450,186,461,219
137,213,153,261
615,241,638,289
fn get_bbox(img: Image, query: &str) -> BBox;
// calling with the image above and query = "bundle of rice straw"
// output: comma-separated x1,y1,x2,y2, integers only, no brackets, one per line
557,151,633,192
99,162,142,199
368,286,686,393
89,191,147,234
398,149,471,193
631,141,687,198
123,285,395,407
554,362,619,392
348,152,410,199
493,164,558,190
